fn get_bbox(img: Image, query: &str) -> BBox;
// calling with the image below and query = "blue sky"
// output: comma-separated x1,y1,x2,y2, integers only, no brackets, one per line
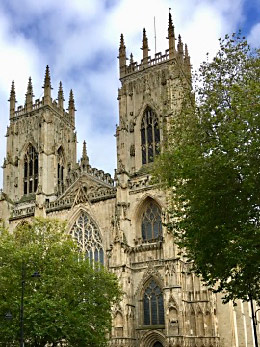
0,0,259,189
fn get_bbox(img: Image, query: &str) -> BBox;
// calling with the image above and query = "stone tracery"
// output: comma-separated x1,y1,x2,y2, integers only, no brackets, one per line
70,210,104,265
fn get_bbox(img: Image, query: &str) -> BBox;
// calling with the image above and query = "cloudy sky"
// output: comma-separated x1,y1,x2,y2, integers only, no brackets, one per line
0,0,259,189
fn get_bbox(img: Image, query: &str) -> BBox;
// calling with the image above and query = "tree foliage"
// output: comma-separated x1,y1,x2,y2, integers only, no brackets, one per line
154,34,260,304
0,218,121,346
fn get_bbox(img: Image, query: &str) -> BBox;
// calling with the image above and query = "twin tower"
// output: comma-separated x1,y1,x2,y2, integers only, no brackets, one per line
0,12,248,347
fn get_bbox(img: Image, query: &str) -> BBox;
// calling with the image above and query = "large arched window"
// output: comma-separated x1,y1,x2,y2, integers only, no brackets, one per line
141,201,162,242
23,144,38,195
141,107,160,164
70,211,104,265
143,280,165,326
57,147,65,194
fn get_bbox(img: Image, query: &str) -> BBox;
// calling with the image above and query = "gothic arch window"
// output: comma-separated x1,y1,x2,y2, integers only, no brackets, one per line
143,279,165,326
23,144,38,195
70,211,104,265
57,147,65,194
141,201,162,242
141,107,160,164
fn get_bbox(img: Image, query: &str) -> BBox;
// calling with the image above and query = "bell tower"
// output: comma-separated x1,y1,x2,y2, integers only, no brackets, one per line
2,66,77,203
116,12,191,176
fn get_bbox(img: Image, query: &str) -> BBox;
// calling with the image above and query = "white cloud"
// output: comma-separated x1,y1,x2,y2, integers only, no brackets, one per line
248,22,260,47
0,0,253,188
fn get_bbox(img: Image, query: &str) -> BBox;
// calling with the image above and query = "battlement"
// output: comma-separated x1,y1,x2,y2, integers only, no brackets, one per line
9,66,76,126
118,12,191,79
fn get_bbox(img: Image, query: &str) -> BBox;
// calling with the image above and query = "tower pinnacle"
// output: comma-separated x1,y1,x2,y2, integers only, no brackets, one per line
141,28,149,66
118,34,126,78
58,81,64,110
68,89,76,125
168,10,176,59
9,81,16,119
25,77,34,112
177,34,184,61
43,65,52,105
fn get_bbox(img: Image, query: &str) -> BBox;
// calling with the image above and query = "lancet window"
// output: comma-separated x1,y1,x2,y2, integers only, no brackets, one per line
57,147,65,194
70,211,104,265
143,280,165,325
141,201,162,242
23,144,38,195
141,107,160,164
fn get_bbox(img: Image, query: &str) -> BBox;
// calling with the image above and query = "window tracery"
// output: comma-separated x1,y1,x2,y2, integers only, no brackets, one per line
141,201,162,241
143,280,164,325
23,144,38,195
141,107,160,164
70,211,104,265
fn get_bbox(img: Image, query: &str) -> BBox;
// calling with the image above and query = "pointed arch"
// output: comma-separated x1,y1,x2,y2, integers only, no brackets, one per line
23,143,38,195
141,106,160,164
70,209,104,265
143,278,165,326
141,330,166,347
114,311,124,337
57,146,65,194
140,197,162,242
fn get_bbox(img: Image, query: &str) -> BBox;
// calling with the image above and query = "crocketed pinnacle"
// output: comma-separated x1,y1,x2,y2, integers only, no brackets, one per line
9,80,16,118
68,89,75,110
168,11,175,38
81,140,89,168
43,65,52,89
177,34,183,55
142,28,148,50
129,53,134,65
25,77,34,109
119,33,125,52
9,81,16,101
58,81,64,100
58,81,64,109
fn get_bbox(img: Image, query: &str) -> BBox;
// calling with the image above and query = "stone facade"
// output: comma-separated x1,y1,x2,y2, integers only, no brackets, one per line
0,13,259,347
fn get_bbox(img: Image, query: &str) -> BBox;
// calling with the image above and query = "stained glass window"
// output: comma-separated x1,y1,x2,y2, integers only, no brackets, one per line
70,211,104,265
143,280,164,325
23,144,38,195
141,201,162,241
141,107,160,164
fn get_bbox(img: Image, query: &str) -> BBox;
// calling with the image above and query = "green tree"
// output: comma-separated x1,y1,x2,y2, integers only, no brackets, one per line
154,34,260,304
0,218,121,346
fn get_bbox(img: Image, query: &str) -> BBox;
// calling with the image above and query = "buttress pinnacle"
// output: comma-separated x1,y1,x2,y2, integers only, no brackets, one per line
81,140,89,168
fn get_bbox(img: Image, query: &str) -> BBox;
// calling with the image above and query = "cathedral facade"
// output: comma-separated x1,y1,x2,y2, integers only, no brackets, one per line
0,14,258,347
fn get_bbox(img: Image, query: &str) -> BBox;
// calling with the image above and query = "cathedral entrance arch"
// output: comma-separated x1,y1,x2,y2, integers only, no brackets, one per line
140,330,165,347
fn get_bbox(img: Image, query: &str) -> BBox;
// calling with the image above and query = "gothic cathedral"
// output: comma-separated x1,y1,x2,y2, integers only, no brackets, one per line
0,14,257,347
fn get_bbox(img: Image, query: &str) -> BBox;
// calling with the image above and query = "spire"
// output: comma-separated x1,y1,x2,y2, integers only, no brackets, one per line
9,81,16,119
141,28,149,66
177,34,184,61
168,9,176,59
118,34,126,78
68,89,76,124
80,140,89,169
25,77,34,112
42,65,52,105
58,81,64,110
